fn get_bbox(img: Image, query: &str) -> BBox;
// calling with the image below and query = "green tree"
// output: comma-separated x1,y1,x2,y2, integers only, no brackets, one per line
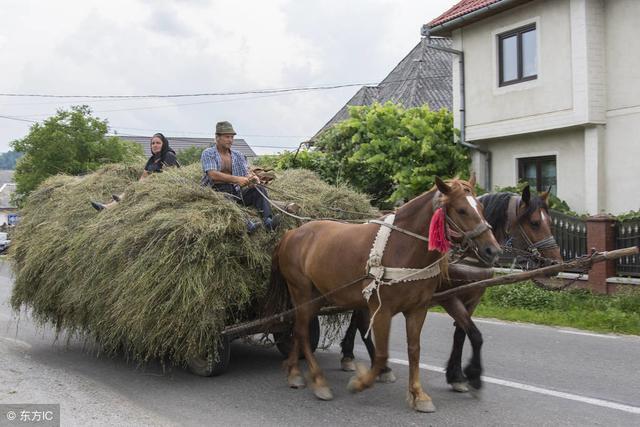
11,105,143,203
176,146,205,166
317,102,470,208
253,149,336,177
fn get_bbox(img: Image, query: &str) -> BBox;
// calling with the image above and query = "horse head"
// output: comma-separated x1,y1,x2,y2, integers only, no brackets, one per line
434,175,501,266
513,185,562,265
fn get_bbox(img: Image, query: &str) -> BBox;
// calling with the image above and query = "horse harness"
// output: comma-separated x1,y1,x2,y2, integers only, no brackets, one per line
363,214,442,303
504,195,559,256
363,191,493,298
360,193,493,336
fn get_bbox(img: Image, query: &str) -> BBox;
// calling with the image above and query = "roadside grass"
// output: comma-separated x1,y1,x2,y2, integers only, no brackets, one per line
432,281,640,335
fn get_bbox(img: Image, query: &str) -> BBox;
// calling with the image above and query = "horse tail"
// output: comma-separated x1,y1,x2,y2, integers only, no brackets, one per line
263,238,292,317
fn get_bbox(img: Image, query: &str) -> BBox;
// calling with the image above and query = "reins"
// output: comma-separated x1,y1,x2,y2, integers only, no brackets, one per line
254,186,367,224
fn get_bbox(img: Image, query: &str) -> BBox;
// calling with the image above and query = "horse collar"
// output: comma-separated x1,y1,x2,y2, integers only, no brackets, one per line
505,195,521,236
363,214,442,302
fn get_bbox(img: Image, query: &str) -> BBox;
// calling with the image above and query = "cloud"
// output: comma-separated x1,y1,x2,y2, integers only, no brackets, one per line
0,0,457,154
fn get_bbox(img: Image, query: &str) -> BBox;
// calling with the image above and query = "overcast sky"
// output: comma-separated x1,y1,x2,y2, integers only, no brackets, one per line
0,0,456,155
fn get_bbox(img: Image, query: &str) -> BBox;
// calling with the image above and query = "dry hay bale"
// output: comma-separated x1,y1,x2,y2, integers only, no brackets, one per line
10,164,378,366
269,169,378,220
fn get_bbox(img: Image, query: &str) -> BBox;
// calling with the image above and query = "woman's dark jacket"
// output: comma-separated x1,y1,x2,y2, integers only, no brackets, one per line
144,149,180,173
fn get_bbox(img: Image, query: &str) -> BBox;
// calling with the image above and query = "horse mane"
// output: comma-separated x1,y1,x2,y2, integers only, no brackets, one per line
478,192,513,231
479,191,550,231
395,178,472,220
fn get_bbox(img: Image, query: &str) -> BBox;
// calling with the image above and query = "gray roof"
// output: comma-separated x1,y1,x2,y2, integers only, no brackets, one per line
118,136,257,158
314,37,453,138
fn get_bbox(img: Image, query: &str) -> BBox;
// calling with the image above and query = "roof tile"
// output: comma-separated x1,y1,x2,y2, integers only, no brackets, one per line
428,0,501,27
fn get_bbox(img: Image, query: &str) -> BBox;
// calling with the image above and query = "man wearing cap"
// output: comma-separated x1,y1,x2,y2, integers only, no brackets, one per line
201,121,278,232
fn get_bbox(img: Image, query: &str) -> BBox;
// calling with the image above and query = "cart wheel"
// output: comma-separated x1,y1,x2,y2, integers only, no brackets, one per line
187,336,231,377
274,315,320,358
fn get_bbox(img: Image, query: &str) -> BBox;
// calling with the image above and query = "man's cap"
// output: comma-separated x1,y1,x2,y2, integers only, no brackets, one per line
216,121,236,135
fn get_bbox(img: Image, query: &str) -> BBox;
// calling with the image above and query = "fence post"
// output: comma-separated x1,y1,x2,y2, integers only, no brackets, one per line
585,214,616,294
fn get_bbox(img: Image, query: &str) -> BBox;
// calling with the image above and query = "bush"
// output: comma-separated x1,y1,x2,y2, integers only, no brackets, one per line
176,146,205,166
485,281,554,310
11,105,143,205
257,103,470,209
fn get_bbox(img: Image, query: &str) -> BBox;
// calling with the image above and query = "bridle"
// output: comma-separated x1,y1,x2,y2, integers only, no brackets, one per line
367,188,493,252
504,195,559,258
433,189,493,258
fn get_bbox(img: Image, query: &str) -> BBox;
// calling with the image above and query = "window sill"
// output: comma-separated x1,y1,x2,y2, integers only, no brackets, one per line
493,77,540,96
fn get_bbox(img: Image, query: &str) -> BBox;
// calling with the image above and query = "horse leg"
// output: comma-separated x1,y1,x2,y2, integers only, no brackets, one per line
282,274,314,390
284,329,305,389
353,308,396,383
404,306,436,413
295,302,333,400
445,321,469,392
347,308,391,393
440,297,483,392
339,311,358,371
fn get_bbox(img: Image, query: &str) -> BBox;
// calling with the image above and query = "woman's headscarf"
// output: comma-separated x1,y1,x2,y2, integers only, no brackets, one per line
151,133,175,161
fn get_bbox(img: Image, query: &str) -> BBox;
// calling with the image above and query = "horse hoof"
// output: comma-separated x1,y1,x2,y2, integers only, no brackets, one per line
376,370,397,383
313,385,334,401
406,392,436,413
347,376,362,393
414,400,436,413
288,374,306,389
450,382,469,393
341,357,356,372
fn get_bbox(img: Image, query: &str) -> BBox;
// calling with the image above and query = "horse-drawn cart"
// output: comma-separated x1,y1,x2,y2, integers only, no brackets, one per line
185,312,322,377
187,245,639,377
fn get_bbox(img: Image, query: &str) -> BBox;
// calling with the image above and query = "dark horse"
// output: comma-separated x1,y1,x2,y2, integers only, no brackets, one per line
269,177,501,413
339,185,562,392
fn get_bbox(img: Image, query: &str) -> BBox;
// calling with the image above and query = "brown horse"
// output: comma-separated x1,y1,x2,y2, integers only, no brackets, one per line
269,177,501,413
442,185,562,391
339,185,562,393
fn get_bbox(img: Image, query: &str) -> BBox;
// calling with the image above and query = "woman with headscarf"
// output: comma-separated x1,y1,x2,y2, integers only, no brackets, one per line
91,133,180,211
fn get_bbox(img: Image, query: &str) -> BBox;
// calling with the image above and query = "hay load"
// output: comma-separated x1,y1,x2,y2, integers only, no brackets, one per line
10,163,377,365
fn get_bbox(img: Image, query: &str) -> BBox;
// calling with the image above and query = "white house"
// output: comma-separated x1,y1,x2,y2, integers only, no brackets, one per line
424,0,640,215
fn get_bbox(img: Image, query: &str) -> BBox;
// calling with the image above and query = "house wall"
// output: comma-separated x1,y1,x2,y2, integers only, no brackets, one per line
447,0,639,215
605,0,640,111
603,0,640,214
452,0,575,140
604,114,640,213
485,128,586,212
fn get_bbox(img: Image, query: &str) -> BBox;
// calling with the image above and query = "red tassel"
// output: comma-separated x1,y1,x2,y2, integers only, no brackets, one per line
428,207,450,253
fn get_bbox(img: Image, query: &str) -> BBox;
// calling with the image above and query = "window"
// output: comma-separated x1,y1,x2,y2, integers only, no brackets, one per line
499,24,537,86
518,156,556,195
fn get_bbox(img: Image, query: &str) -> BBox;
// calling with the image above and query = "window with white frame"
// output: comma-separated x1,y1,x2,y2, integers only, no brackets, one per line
498,23,537,86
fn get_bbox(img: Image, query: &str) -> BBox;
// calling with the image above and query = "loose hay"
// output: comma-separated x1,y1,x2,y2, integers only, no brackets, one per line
10,163,378,365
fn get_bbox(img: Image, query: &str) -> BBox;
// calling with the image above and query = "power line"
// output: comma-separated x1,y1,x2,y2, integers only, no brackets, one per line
0,115,36,123
0,116,311,142
113,125,309,138
9,90,302,118
0,75,450,99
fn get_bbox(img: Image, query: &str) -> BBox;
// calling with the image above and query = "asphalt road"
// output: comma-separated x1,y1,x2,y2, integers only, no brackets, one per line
1,260,639,426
